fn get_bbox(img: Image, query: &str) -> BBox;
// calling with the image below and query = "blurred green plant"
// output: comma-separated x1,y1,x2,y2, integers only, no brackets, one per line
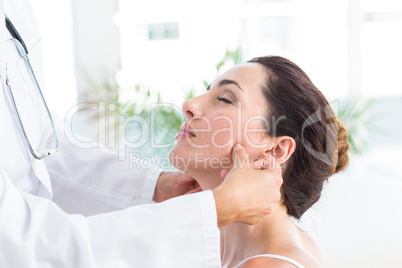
338,95,375,155
215,46,244,72
94,78,185,152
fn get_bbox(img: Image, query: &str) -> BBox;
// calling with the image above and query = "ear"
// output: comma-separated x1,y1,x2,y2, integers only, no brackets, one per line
268,136,296,164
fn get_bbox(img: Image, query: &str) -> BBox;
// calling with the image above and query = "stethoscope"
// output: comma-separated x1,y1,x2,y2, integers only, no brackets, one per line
5,15,59,160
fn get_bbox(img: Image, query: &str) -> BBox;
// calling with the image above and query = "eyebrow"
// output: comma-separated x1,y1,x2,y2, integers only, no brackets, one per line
218,79,243,91
206,79,243,91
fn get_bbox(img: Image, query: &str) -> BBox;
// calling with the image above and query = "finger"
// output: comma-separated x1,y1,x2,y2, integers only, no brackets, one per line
232,144,248,169
178,173,197,184
220,170,230,180
193,181,200,189
184,186,202,195
251,159,264,170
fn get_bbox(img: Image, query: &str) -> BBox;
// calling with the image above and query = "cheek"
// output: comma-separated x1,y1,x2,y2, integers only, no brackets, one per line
239,116,269,158
244,131,266,148
209,117,237,148
169,115,236,171
170,109,267,171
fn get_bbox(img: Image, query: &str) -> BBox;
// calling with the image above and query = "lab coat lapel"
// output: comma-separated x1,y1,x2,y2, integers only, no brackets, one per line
31,158,53,198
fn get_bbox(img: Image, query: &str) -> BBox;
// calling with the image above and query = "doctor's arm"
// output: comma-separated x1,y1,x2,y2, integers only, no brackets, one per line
0,169,221,268
44,122,168,215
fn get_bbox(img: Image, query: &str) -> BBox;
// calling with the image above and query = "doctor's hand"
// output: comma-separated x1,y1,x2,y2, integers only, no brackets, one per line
153,171,200,202
212,144,283,227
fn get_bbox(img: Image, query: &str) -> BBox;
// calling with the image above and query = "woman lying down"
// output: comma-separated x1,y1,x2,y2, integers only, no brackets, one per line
169,56,350,268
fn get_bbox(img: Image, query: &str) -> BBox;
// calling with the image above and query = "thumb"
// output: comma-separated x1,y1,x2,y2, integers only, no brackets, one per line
232,144,248,169
220,170,230,180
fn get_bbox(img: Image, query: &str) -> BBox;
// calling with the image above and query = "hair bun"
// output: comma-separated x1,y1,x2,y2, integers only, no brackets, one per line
334,120,350,174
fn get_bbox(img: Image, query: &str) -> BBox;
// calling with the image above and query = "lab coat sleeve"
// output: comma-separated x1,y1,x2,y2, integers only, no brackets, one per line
44,124,162,216
0,170,221,268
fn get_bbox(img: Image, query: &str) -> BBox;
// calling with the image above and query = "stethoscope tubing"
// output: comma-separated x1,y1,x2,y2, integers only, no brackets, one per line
4,14,59,160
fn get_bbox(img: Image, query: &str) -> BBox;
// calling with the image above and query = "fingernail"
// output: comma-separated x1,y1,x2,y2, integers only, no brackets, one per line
251,161,262,168
234,144,242,151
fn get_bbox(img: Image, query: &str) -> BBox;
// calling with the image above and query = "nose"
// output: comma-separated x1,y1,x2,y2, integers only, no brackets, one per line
182,96,202,120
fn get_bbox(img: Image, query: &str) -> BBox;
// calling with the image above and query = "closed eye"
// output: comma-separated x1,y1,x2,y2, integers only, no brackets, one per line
217,97,232,104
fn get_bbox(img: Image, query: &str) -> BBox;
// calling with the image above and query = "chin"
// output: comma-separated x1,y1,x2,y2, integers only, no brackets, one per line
168,147,185,171
168,144,195,172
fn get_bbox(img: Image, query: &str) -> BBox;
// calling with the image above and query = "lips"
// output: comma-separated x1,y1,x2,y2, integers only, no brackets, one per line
175,122,196,139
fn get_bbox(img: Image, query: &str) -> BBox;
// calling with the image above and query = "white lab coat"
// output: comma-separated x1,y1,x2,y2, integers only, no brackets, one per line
0,0,221,267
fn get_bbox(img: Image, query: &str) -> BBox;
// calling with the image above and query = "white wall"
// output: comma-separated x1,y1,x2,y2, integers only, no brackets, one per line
71,0,121,101
116,0,351,104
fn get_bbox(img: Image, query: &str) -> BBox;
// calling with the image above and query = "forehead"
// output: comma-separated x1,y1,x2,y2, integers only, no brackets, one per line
215,63,266,85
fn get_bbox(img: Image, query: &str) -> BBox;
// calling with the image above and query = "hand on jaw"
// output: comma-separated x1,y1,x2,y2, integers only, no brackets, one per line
153,171,200,202
153,144,283,227
213,144,282,227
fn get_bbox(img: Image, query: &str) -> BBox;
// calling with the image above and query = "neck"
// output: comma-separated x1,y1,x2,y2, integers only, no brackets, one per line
186,168,223,190
187,169,302,266
220,204,301,267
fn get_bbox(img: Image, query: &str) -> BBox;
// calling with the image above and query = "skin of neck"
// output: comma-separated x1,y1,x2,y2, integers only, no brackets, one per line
186,168,301,267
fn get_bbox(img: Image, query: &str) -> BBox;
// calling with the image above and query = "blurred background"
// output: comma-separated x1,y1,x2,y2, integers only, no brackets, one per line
31,0,402,267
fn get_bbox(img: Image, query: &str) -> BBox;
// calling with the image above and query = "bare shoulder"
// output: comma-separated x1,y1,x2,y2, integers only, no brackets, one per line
238,220,323,268
299,230,323,263
246,230,323,268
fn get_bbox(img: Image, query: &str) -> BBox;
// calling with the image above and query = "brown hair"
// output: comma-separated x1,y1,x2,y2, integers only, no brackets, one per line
248,56,350,219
